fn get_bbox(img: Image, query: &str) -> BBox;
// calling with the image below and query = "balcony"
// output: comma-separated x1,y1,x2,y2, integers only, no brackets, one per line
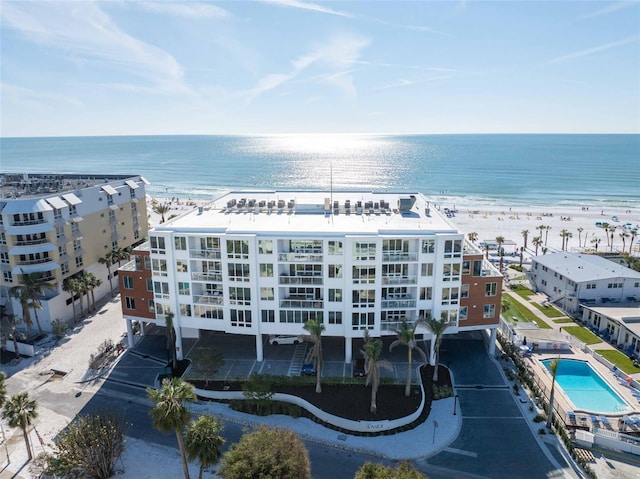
277,253,323,263
190,249,221,259
13,238,50,246
12,218,46,227
191,272,223,282
381,320,404,332
15,257,54,266
381,299,416,309
194,294,224,305
381,275,417,285
382,252,418,262
280,299,323,309
279,275,323,285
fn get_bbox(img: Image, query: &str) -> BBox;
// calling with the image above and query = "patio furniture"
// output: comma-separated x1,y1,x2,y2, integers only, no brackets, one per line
599,416,610,427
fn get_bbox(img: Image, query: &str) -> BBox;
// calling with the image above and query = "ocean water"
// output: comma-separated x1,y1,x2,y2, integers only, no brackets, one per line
1,134,639,208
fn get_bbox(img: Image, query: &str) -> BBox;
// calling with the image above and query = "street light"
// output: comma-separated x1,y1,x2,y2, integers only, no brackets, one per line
453,394,459,415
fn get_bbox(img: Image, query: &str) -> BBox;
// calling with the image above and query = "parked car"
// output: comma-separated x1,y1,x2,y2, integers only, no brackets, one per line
353,357,366,377
268,335,302,345
301,361,316,376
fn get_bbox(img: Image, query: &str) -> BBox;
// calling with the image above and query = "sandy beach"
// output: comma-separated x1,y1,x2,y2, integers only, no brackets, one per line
146,196,640,257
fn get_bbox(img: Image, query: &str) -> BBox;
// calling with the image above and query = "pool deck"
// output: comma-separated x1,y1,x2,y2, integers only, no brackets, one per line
503,270,640,433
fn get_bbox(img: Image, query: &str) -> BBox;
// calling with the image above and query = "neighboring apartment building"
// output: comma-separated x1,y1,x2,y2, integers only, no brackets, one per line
0,173,149,331
581,304,640,357
529,252,640,316
119,191,502,362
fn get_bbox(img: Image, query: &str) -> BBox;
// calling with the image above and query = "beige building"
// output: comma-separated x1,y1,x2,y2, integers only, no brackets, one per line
0,173,149,332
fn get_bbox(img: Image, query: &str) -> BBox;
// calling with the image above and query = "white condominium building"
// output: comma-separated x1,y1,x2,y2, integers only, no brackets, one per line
137,191,501,362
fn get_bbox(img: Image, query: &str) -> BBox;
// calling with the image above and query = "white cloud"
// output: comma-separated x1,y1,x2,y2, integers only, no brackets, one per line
580,1,638,19
135,1,231,19
547,36,639,65
1,82,84,108
246,33,370,101
258,0,351,18
0,2,188,93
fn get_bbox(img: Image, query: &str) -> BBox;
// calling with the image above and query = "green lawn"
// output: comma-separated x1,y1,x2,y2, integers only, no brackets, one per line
595,349,640,375
531,302,566,318
509,284,533,299
502,294,552,329
562,326,602,345
552,318,575,324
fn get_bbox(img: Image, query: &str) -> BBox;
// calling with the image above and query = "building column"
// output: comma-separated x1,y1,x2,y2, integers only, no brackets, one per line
255,334,264,362
345,337,352,363
488,328,497,356
126,318,135,349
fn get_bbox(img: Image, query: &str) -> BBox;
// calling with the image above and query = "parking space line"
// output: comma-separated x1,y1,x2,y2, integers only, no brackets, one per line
443,447,478,458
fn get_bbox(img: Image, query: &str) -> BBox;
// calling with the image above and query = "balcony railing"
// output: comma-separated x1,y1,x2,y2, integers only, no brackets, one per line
277,253,323,263
15,257,53,266
194,295,224,305
381,299,416,309
12,218,46,226
189,249,221,259
279,276,323,285
280,299,323,309
191,272,223,282
382,252,418,262
13,238,50,246
381,275,417,285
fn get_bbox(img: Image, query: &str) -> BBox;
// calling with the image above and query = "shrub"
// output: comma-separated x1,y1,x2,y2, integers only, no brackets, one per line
50,319,69,340
533,414,545,423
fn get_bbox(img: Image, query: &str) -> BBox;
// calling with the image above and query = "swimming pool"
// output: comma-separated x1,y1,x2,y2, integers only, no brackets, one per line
541,359,629,413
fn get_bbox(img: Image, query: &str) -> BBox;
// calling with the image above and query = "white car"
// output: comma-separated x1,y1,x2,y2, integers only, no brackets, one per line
268,335,303,345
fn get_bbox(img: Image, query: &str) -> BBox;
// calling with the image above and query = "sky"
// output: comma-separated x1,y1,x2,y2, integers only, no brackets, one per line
1,0,639,137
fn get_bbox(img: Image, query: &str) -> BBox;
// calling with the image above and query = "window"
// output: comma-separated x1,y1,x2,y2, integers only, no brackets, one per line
328,241,342,255
125,297,135,309
352,312,375,331
462,261,470,275
123,276,134,289
228,263,250,282
174,237,186,250
260,287,274,300
261,310,275,322
53,208,62,220
176,260,188,273
229,287,251,305
473,260,483,276
152,258,168,276
328,264,343,278
3,271,13,282
195,305,223,319
178,282,190,295
460,284,469,299
442,263,461,281
259,264,274,277
483,304,496,318
420,287,433,300
180,304,192,317
106,193,114,205
75,256,83,267
635,282,639,288
441,287,459,305
56,224,65,239
279,310,321,324
130,187,137,199
230,309,252,327
352,289,375,307
61,262,69,275
459,306,468,321
421,263,434,276
144,256,151,269
328,311,342,324
353,242,376,261
200,237,220,250
154,281,170,298
258,240,273,254
422,239,435,254
486,282,497,297
227,240,249,259
146,279,153,291
150,236,166,254
328,289,342,302
586,283,596,289
444,239,462,258
73,239,82,252
353,266,376,284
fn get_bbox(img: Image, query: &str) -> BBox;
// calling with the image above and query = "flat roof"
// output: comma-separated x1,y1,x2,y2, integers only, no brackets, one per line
156,191,459,236
533,252,640,282
583,304,640,336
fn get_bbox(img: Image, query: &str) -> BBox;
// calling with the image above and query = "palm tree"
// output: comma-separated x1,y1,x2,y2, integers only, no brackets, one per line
604,225,611,248
467,232,478,243
0,372,6,406
620,232,629,253
610,228,616,252
423,312,455,382
18,272,51,335
544,226,552,246
78,273,91,317
389,319,428,397
184,414,225,479
148,378,196,479
546,358,560,429
113,246,131,267
1,314,22,360
591,237,601,253
10,286,36,336
2,392,38,461
577,227,584,248
154,203,170,223
519,247,524,268
532,236,543,256
99,251,116,297
361,333,392,414
630,230,637,255
559,229,569,251
165,311,177,369
62,278,80,323
495,236,505,255
484,243,490,259
85,273,102,312
302,318,325,393
521,229,529,250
